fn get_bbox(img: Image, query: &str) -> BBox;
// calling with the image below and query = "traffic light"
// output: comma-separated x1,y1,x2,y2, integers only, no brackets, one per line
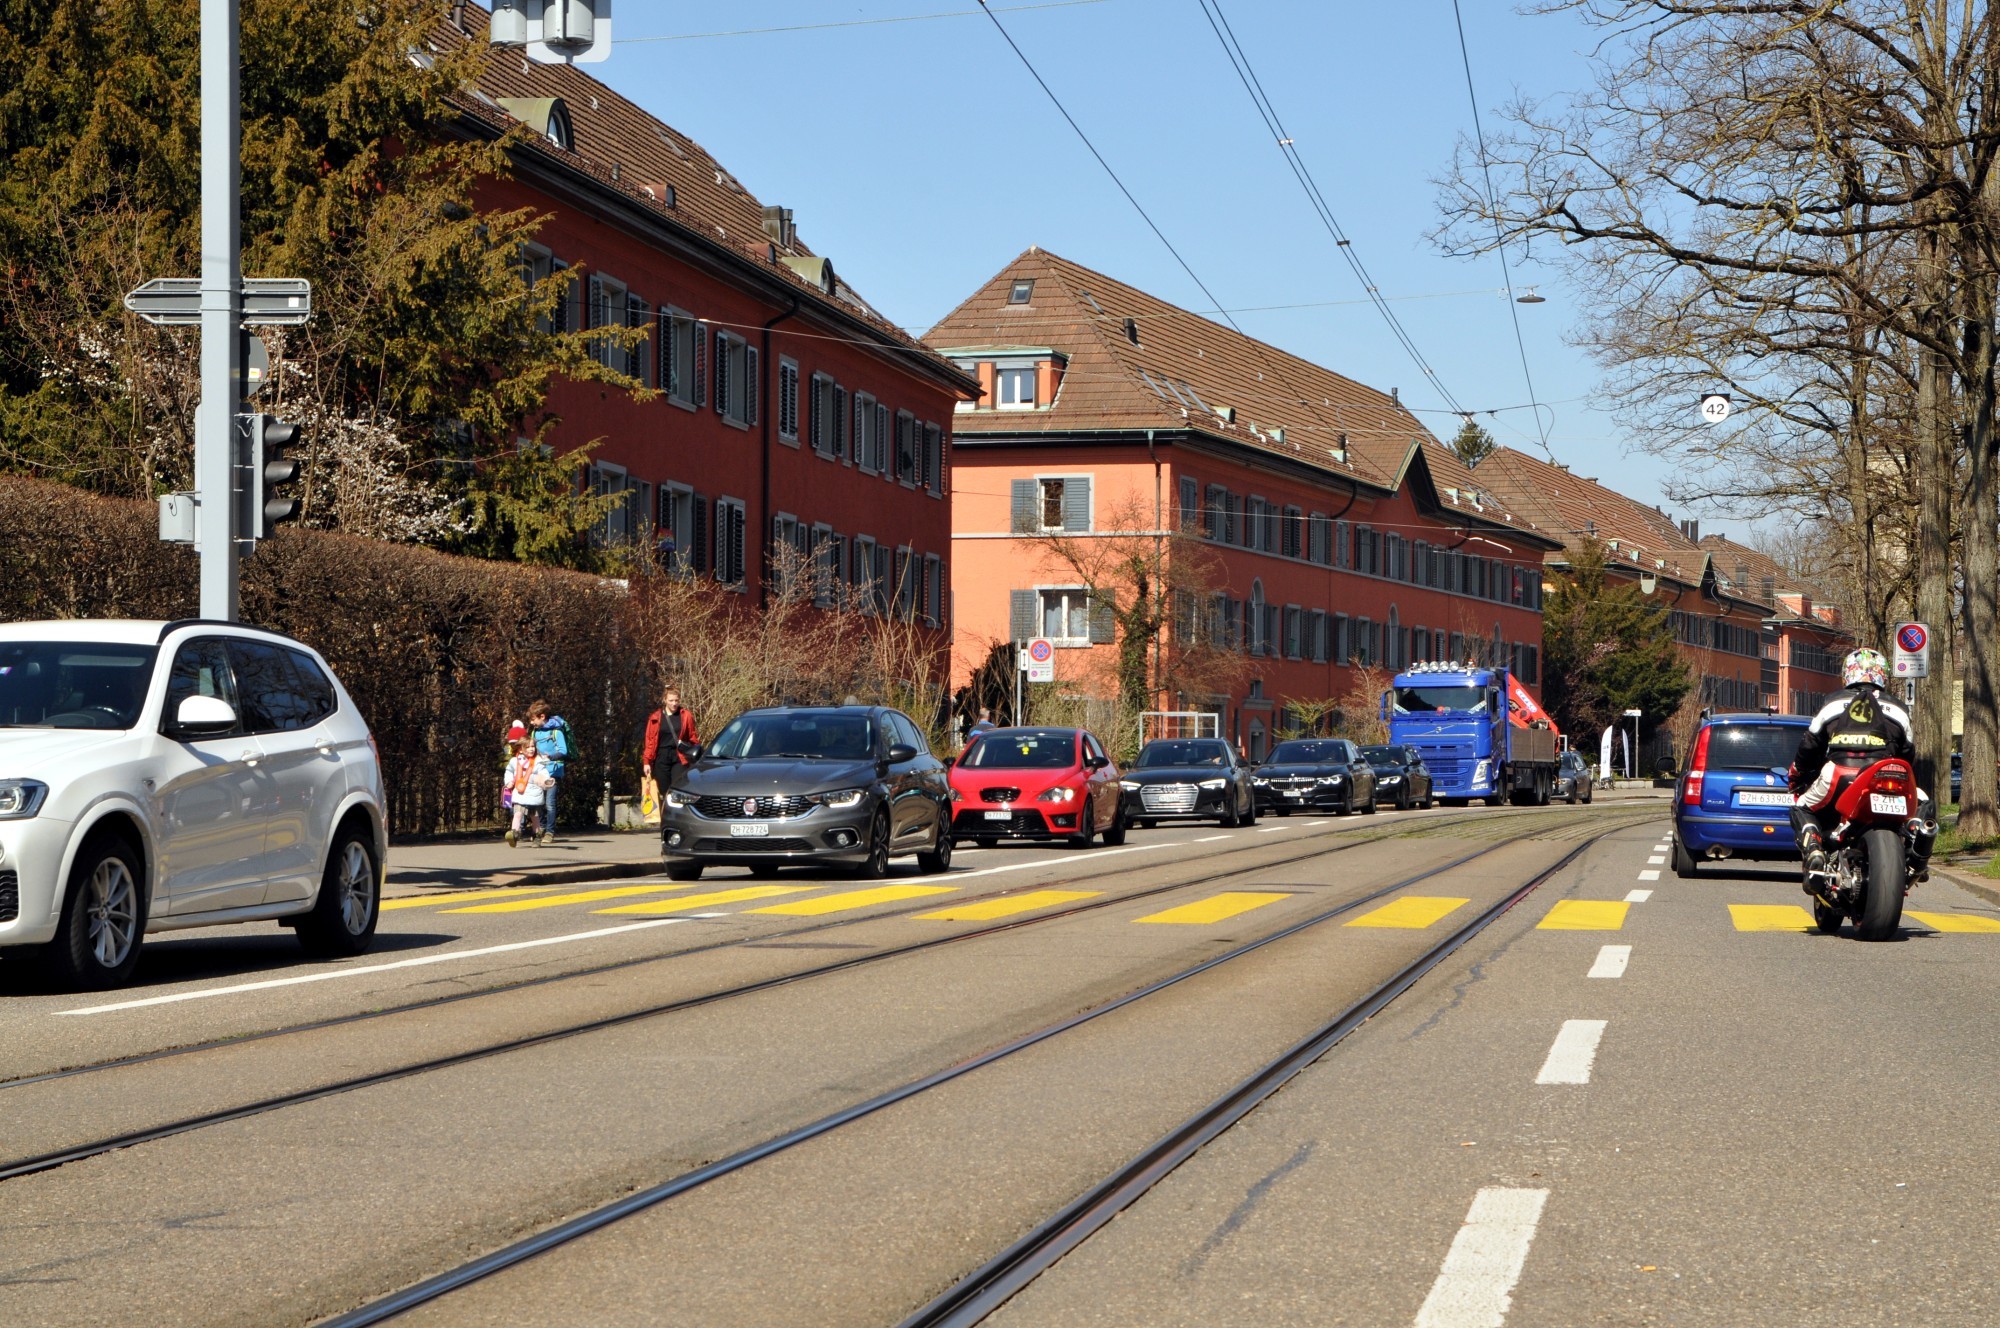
247,413,302,539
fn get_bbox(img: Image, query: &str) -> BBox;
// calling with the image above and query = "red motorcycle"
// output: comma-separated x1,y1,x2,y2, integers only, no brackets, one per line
1810,757,1926,940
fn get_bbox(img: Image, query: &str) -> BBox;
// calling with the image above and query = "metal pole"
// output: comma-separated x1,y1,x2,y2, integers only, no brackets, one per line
198,0,243,620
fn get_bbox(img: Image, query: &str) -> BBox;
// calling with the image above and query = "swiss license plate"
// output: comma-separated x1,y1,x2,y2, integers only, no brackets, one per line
1737,790,1792,807
983,811,1012,820
1283,792,1304,800
1870,794,1909,816
729,823,771,837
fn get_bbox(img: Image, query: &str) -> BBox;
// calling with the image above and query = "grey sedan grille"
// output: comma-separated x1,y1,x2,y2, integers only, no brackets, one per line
694,795,813,820
1140,784,1199,813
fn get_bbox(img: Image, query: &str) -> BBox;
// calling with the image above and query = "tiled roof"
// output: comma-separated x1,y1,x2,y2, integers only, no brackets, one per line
1698,534,1844,622
436,7,963,383
1473,447,1714,586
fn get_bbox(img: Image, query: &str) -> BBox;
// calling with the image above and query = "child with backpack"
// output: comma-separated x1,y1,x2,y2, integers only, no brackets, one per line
502,737,554,847
526,700,573,845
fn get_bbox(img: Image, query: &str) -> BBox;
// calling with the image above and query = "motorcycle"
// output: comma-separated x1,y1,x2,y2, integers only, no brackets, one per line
1808,757,1931,940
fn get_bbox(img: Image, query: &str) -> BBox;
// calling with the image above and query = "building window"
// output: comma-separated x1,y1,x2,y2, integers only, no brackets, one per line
586,274,627,370
1282,506,1303,559
714,497,747,586
1008,279,1035,304
521,245,570,335
712,332,758,427
809,373,839,457
1036,587,1107,645
1178,476,1199,530
924,553,944,626
659,310,701,407
851,535,878,613
587,462,649,547
777,359,800,444
997,367,1035,408
923,423,945,495
895,410,918,485
1012,475,1092,533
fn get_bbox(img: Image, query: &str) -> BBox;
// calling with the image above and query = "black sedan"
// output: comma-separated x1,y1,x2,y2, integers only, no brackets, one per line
1554,749,1594,804
1253,738,1378,815
1359,744,1434,810
1118,738,1258,827
658,705,952,880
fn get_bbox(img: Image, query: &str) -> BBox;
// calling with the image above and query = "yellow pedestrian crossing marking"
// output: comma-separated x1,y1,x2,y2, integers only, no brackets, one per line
1135,892,1292,925
748,885,956,915
446,885,703,914
915,890,1101,921
596,886,814,915
382,887,558,911
1538,900,1630,930
1345,896,1469,929
1907,911,2000,934
1729,904,1815,932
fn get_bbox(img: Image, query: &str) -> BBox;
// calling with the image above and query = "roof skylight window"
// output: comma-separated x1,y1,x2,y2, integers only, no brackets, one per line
1008,279,1035,305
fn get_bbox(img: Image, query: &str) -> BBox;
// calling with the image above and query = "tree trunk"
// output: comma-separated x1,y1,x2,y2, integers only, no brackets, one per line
1912,230,1956,804
1958,273,2000,840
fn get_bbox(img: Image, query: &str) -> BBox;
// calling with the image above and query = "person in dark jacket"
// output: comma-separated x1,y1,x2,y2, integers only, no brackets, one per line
642,685,700,802
1788,648,1936,892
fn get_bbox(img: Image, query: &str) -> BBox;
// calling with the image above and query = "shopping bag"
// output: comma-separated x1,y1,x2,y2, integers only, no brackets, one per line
640,771,661,825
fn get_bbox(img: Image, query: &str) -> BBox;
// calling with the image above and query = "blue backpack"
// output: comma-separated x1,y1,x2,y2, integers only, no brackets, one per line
535,715,574,776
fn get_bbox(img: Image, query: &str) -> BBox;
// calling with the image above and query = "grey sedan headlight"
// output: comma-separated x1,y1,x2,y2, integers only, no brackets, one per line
0,780,48,819
664,788,696,809
809,787,867,809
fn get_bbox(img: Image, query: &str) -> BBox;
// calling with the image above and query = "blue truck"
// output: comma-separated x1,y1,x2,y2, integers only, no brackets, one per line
1385,662,1560,805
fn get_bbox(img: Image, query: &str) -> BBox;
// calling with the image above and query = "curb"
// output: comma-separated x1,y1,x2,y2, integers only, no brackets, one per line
384,858,660,899
1934,862,2000,910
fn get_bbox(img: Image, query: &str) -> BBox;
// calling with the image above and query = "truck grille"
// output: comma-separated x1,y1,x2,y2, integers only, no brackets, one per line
980,787,1022,804
1140,784,1199,813
694,795,813,820
0,869,14,923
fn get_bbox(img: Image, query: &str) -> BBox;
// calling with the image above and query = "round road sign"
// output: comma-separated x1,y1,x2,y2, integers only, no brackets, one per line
1897,623,1928,654
1028,639,1054,664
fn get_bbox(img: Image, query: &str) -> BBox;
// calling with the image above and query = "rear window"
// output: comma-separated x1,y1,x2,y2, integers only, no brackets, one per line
1705,722,1804,772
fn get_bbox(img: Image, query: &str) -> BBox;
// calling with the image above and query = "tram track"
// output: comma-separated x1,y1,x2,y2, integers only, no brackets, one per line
0,803,1561,1097
312,819,1634,1327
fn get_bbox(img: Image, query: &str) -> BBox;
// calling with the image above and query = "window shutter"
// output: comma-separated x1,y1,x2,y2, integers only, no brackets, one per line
1089,594,1115,644
657,310,673,394
854,396,869,470
834,386,849,461
714,336,731,416
1178,476,1198,529
744,345,759,427
1063,475,1091,532
1011,479,1037,533
624,296,645,381
691,495,711,574
875,404,890,474
1010,589,1036,642
925,425,942,493
694,322,708,407
586,274,602,331
730,504,747,583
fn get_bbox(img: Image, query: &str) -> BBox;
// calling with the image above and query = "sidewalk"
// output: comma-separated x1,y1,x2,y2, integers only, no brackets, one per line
386,829,662,896
1934,859,2000,910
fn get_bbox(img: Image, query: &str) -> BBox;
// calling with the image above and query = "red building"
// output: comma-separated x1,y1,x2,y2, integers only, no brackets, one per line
927,248,1560,759
449,13,975,625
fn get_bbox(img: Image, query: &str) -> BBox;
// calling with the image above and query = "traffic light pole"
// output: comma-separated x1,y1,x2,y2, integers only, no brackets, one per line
197,0,242,621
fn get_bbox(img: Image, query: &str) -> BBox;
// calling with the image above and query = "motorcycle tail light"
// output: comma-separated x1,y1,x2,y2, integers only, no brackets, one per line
1876,772,1908,795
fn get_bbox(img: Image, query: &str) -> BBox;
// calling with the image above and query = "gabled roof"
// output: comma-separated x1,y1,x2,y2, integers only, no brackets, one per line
1473,447,1714,586
436,6,968,390
926,249,1551,541
1698,534,1845,627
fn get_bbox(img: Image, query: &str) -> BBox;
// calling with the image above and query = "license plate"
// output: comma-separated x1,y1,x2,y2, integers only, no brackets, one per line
1283,791,1304,800
1737,790,1792,807
1870,794,1908,816
729,823,770,837
983,811,1012,820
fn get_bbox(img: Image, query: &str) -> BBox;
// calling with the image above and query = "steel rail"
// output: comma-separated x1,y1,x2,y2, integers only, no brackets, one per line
898,834,1605,1327
0,813,1636,1183
315,823,1628,1327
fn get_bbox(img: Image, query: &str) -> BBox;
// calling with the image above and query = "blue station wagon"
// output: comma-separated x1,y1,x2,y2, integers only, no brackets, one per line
1672,712,1810,877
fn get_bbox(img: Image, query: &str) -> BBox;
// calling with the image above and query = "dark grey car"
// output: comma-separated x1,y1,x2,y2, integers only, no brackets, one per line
1119,738,1257,827
1360,743,1434,810
1554,749,1594,804
1253,738,1378,815
659,706,952,880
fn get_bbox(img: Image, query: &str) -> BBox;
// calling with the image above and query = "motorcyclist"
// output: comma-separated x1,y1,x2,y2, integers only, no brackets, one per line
1787,647,1937,894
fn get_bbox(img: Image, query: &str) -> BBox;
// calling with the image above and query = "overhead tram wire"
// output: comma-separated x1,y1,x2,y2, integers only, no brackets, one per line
611,1,1113,44
1449,0,1556,460
1195,0,1469,419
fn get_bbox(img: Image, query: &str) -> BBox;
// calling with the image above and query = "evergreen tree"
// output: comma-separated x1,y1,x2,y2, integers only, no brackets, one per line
0,0,633,564
1449,418,1497,468
1541,539,1693,738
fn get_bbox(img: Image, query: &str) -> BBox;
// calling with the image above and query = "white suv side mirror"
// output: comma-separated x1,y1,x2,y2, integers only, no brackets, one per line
175,694,238,736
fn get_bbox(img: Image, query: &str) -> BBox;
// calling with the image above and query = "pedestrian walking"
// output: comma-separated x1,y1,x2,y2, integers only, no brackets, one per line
502,737,554,847
526,700,573,845
500,718,527,816
642,685,701,812
967,706,997,739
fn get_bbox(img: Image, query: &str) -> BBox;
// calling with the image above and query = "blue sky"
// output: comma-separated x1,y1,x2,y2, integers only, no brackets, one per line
595,1,1734,540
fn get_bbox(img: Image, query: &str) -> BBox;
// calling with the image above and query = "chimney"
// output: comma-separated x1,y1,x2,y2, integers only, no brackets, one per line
760,205,796,249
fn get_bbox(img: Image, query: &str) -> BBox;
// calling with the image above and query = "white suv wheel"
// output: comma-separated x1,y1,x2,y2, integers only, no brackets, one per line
87,857,140,970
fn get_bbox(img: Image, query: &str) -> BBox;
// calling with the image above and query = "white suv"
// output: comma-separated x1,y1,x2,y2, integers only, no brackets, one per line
0,619,387,989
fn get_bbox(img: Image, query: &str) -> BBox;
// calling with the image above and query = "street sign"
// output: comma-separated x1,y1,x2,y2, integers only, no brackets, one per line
1893,621,1930,678
124,277,313,326
1025,637,1055,683
1699,393,1732,424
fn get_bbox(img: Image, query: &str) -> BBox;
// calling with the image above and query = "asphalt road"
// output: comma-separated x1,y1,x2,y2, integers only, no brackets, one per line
8,800,1991,1327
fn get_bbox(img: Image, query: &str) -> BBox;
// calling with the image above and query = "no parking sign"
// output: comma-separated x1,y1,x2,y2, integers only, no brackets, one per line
1023,637,1056,683
1893,622,1929,678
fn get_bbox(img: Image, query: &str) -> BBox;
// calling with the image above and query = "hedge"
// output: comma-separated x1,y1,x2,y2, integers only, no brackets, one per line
0,478,651,834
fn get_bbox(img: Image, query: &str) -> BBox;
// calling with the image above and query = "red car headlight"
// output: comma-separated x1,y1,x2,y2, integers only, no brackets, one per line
1037,785,1078,803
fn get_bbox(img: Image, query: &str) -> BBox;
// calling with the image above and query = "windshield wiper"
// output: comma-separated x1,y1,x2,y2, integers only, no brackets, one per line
776,751,822,759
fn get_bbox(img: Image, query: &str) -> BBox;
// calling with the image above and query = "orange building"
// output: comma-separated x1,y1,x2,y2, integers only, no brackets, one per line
927,249,1560,759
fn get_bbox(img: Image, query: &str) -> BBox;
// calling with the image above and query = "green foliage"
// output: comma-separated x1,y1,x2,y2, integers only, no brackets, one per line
1449,418,1497,468
1541,539,1693,736
0,0,633,563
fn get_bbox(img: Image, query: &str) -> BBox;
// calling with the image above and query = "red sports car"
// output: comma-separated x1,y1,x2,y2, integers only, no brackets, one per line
949,726,1127,848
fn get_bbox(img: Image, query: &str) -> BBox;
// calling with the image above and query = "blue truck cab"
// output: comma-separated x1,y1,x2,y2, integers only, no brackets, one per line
1386,662,1560,805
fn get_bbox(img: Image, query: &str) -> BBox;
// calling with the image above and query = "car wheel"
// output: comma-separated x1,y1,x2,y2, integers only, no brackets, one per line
1070,805,1096,849
1221,796,1241,828
296,827,379,960
858,810,893,878
748,863,783,879
1101,800,1128,846
1361,789,1378,815
38,835,145,990
975,836,1000,850
918,814,954,874
1583,784,1593,805
665,860,704,882
1672,836,1699,878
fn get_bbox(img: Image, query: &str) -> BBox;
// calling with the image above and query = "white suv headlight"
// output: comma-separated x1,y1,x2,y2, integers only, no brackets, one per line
0,780,48,819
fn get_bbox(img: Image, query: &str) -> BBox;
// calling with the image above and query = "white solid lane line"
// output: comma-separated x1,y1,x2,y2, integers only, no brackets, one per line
1413,1187,1551,1328
1624,889,1652,903
59,918,694,1016
1587,945,1631,979
1536,1019,1609,1085
1637,869,1661,881
1258,825,1285,833
1306,820,1329,826
1195,834,1231,842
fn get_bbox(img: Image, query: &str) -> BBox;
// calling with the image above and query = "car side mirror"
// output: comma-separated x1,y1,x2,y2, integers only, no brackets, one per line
174,694,237,737
887,743,918,764
1084,754,1108,770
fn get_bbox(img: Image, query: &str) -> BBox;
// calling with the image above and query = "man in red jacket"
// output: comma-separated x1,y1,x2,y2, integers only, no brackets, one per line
642,685,700,796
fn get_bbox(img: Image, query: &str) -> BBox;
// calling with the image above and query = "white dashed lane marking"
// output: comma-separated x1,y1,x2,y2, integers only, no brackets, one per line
1414,1187,1551,1328
1624,889,1652,903
1535,1019,1608,1085
1637,869,1661,881
1646,855,1665,865
1588,945,1631,979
